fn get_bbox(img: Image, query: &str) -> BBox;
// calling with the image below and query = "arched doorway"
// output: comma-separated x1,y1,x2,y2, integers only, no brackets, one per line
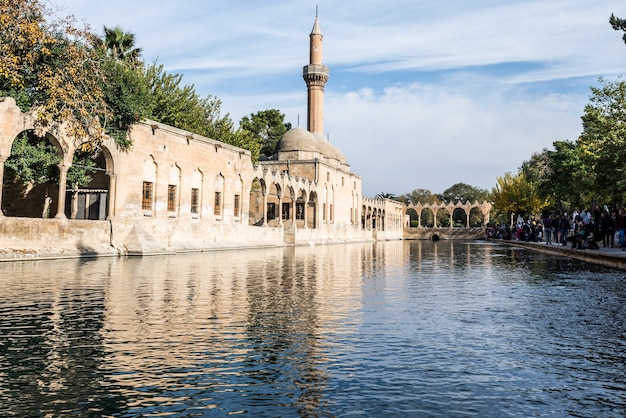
2,130,61,218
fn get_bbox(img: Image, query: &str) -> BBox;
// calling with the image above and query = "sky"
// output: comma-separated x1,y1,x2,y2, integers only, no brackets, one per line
54,0,626,197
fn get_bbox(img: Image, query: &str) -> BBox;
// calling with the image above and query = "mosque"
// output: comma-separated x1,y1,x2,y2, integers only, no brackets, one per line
0,15,405,256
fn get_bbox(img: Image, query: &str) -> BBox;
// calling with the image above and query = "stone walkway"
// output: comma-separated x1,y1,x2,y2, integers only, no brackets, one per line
496,238,626,270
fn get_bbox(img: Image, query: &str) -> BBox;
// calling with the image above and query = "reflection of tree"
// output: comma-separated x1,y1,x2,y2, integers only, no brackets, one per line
0,260,125,416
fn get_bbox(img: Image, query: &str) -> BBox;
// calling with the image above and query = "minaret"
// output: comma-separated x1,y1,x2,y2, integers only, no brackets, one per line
303,11,329,135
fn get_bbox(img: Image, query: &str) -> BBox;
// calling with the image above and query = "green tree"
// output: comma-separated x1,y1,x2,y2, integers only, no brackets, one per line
610,13,626,45
3,132,59,185
99,57,153,149
441,183,489,204
67,150,97,189
490,172,547,222
102,25,142,64
375,192,397,200
578,77,626,205
401,189,441,205
239,109,291,157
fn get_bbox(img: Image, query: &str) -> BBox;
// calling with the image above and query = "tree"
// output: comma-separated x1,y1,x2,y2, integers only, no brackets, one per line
610,13,626,45
0,0,108,144
400,189,440,205
441,183,489,204
102,25,142,64
578,77,626,206
99,56,153,149
490,172,547,222
3,132,59,185
375,192,396,200
239,109,291,157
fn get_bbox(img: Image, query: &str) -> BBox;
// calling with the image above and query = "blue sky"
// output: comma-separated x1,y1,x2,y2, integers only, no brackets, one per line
56,0,626,197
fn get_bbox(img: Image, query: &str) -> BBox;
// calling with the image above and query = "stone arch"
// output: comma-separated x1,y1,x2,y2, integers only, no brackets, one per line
282,185,295,227
436,207,451,228
307,190,318,229
1,130,65,218
248,177,265,226
295,188,307,229
420,208,434,227
141,156,157,215
234,174,243,220
213,172,225,219
330,186,335,223
452,207,467,228
167,164,182,217
191,168,203,218
406,207,418,227
266,182,281,227
65,142,112,220
469,207,484,227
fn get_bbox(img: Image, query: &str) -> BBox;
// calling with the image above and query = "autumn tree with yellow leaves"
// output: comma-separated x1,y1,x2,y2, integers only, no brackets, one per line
0,0,109,144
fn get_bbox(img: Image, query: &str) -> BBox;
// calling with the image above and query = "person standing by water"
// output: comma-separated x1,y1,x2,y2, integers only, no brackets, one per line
608,210,617,248
616,208,626,249
542,214,553,245
559,212,570,246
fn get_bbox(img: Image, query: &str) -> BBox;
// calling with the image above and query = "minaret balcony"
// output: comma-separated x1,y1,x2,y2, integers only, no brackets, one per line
303,64,329,83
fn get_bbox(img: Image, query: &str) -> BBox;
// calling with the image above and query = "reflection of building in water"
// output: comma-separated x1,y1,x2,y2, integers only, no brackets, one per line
0,15,403,256
99,243,380,413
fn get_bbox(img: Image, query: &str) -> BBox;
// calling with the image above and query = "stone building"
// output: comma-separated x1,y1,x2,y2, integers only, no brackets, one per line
0,15,402,257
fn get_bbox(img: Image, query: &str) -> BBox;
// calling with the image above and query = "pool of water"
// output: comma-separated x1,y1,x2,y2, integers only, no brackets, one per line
0,241,625,417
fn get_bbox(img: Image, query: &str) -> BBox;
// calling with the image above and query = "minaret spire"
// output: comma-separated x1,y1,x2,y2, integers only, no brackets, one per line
303,10,329,135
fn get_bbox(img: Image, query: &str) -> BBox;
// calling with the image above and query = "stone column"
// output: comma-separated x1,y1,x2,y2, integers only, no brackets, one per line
262,192,268,226
0,156,6,217
55,163,69,219
303,200,308,229
107,174,117,220
278,194,284,227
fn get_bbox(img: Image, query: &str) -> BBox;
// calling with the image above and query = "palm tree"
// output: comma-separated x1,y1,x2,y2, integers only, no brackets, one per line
376,192,397,200
103,25,142,63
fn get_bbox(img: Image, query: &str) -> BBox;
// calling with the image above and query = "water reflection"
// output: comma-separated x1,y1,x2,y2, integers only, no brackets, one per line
0,241,625,417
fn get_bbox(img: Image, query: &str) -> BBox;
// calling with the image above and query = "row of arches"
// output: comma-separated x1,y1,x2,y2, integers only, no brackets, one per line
405,202,492,228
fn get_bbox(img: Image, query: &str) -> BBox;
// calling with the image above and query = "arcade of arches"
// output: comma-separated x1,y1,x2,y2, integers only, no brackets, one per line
405,202,492,228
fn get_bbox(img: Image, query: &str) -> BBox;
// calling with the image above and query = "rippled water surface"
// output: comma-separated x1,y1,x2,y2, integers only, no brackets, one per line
1,241,625,417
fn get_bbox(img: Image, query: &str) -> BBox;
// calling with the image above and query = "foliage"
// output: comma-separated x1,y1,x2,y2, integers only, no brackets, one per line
610,13,626,45
441,183,489,204
239,109,291,157
578,77,626,205
226,128,262,163
375,192,397,200
144,63,263,160
4,132,59,184
99,57,153,149
400,189,441,205
67,150,98,189
102,25,142,64
490,172,547,219
0,0,108,143
1,2,267,184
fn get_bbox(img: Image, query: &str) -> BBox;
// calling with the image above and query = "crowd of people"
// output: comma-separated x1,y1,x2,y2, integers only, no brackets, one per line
486,205,626,250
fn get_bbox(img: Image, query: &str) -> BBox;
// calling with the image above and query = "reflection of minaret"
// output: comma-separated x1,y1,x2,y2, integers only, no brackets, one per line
303,11,329,135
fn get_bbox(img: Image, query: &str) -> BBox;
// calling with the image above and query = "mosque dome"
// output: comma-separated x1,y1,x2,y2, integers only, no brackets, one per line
276,126,322,154
312,132,348,165
276,127,348,165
